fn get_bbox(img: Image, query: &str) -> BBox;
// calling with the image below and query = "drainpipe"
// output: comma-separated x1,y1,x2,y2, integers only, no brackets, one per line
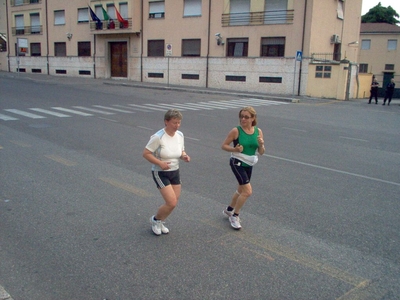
205,0,211,88
93,35,96,78
5,0,10,72
297,0,308,96
45,0,49,74
140,0,143,82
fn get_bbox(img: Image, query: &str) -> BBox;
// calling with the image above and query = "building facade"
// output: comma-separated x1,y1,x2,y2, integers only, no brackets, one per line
357,22,400,99
1,0,363,100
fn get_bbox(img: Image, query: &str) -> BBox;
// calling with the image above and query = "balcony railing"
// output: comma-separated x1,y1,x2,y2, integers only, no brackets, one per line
90,19,132,32
311,52,342,63
12,25,43,36
11,0,41,6
222,10,294,26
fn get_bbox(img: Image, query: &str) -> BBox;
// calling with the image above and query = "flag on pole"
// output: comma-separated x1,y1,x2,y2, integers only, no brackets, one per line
101,6,110,21
88,6,103,30
114,4,129,28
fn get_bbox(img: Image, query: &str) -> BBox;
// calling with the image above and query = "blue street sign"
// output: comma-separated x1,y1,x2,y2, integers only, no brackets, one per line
296,51,302,61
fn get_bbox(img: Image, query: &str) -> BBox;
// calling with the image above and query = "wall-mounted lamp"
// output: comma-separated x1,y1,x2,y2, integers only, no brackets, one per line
66,32,73,40
215,33,224,46
348,41,358,46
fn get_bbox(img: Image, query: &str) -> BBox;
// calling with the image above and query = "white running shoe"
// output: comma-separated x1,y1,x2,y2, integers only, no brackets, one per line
229,215,242,230
223,207,234,217
160,222,169,234
150,216,162,235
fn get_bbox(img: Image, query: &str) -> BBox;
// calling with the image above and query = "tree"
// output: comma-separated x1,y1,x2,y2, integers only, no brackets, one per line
361,2,399,24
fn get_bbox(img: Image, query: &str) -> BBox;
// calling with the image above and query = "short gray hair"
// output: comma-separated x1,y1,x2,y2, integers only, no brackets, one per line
164,109,183,121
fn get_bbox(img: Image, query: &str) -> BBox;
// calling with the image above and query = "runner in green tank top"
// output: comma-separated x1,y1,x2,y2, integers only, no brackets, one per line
221,106,265,229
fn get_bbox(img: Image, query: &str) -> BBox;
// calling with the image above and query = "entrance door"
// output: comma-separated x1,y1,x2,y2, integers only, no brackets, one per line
110,42,127,78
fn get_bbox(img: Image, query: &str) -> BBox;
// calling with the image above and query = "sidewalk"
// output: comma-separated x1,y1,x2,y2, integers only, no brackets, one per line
1,71,399,105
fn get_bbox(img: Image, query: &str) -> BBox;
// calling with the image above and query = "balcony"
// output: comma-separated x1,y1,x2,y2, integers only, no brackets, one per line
11,0,41,6
311,52,342,63
12,25,43,36
222,10,294,26
90,18,137,33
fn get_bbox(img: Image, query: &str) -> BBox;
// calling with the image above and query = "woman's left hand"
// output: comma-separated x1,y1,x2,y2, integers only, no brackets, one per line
182,154,190,162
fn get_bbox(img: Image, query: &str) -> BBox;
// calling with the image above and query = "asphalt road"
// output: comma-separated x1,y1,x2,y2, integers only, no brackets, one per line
1,72,399,300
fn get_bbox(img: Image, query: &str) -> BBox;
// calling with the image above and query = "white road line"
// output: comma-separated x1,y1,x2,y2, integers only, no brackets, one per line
114,105,150,112
93,105,135,113
0,113,18,121
51,107,93,116
264,154,400,187
282,127,307,132
4,109,45,119
73,106,115,115
128,104,165,111
29,108,70,117
339,136,369,142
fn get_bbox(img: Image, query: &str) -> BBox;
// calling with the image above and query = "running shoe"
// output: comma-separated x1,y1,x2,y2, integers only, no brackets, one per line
160,222,169,234
229,215,242,230
150,215,162,235
223,207,234,217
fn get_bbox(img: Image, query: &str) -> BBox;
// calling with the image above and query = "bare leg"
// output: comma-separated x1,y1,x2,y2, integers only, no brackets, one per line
229,183,252,214
155,184,181,220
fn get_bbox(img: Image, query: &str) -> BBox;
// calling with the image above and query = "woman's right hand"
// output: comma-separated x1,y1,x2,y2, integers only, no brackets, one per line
234,144,243,153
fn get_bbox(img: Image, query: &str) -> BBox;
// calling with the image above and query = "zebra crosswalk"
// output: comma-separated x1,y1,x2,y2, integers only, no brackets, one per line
0,98,289,122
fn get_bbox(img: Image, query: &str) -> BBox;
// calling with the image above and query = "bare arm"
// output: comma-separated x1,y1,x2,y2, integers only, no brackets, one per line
257,128,265,155
142,148,171,170
221,128,243,153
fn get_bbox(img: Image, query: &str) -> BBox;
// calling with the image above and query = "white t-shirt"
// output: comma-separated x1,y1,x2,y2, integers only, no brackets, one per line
145,128,185,171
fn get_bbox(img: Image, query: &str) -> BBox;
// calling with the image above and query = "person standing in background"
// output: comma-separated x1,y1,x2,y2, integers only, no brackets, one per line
383,78,396,106
221,106,265,230
368,77,379,104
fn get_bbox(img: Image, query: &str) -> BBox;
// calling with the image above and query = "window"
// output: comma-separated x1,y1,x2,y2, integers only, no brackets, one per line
388,40,397,50
385,64,394,70
30,13,40,34
227,38,248,57
230,0,250,25
264,0,288,24
149,1,165,19
361,39,370,50
54,10,65,25
14,0,23,5
184,0,202,17
315,65,331,78
78,42,91,56
337,1,344,20
182,39,200,56
359,63,368,73
54,42,66,56
30,43,41,56
15,15,25,35
148,40,164,56
119,3,128,18
78,8,89,23
105,4,116,19
30,0,39,3
261,37,285,57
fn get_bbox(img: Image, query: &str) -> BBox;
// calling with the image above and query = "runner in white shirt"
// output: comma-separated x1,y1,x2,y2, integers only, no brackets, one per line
143,109,190,235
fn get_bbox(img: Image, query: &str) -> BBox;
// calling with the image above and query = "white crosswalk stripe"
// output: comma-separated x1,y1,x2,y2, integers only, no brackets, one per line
51,107,93,116
93,105,135,113
0,99,288,122
4,109,46,119
0,113,18,121
29,108,71,117
72,106,115,115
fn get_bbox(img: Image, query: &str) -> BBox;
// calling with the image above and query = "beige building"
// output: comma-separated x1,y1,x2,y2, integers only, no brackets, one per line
357,22,400,99
1,0,363,100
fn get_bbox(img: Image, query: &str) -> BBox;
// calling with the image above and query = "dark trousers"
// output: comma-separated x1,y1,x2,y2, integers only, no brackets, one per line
383,92,394,104
368,90,378,103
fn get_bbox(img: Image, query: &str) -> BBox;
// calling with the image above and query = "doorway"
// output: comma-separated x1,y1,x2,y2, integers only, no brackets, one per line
110,42,127,78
